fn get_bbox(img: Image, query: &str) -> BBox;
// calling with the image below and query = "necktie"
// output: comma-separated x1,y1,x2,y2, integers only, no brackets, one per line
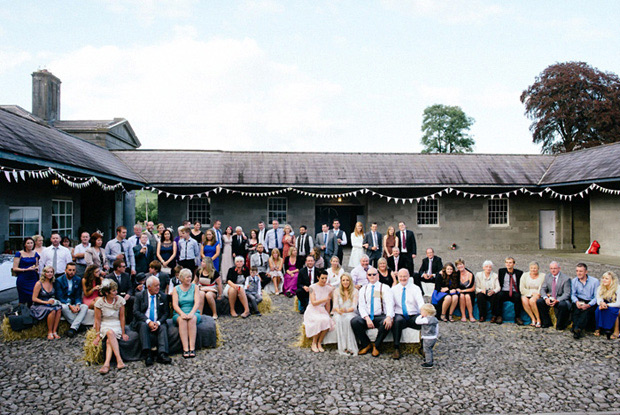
369,285,375,320
52,247,58,273
402,287,409,319
402,231,406,248
260,255,264,266
184,240,188,259
551,276,557,298
324,233,327,248
428,258,433,275
309,268,313,283
118,240,124,253
150,295,156,321
373,232,377,247
508,273,515,297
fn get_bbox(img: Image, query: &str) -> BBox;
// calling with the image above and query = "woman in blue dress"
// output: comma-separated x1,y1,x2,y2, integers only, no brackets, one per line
157,229,177,271
201,229,221,271
30,266,62,339
172,268,202,358
12,237,40,306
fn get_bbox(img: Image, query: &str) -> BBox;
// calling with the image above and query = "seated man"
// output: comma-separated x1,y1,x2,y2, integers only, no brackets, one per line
350,266,395,357
387,247,412,278
250,243,271,288
570,262,599,339
139,260,170,294
350,255,370,290
133,233,155,275
414,248,442,289
497,257,524,325
132,276,171,366
391,269,424,360
296,255,318,314
537,261,572,330
54,262,89,337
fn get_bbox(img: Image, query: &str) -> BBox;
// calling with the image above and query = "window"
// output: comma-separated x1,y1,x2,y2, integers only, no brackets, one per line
488,199,509,226
268,197,287,224
188,198,211,225
417,199,438,226
9,207,41,250
52,200,73,238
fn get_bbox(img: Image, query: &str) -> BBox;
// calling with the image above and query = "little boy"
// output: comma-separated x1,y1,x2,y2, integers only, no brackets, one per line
245,267,263,316
415,303,439,368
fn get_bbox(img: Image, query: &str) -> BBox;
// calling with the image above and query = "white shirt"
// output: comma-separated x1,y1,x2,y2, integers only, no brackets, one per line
391,282,424,316
128,234,150,250
73,243,91,265
327,268,344,287
400,230,408,252
295,233,313,256
40,245,73,274
332,228,347,245
257,228,267,246
351,265,369,287
145,292,160,325
358,281,394,319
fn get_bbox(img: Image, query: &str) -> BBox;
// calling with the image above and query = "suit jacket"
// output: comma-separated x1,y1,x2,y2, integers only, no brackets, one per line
54,274,83,305
232,234,247,258
315,231,337,257
418,256,443,277
540,271,572,302
133,244,155,274
331,229,346,255
135,271,171,294
363,231,383,259
396,229,417,256
297,266,319,291
498,267,524,293
387,254,413,276
132,289,169,328
106,272,133,297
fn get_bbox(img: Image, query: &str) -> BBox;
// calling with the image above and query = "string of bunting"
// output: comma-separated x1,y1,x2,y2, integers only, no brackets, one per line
0,165,127,192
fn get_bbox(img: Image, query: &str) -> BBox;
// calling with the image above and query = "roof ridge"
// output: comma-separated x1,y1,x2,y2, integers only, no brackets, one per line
111,149,549,156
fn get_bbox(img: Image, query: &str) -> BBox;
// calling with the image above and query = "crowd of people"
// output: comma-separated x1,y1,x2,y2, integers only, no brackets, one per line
10,218,620,371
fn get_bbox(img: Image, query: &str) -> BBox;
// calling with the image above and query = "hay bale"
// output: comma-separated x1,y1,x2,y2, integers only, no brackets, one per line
549,307,572,330
1,317,69,342
257,292,273,314
294,323,313,348
293,297,300,313
215,322,223,348
83,328,104,365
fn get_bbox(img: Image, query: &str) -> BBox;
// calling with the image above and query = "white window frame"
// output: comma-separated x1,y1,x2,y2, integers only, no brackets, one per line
268,197,287,224
488,198,510,227
52,199,74,238
416,199,439,227
9,206,42,247
187,198,211,226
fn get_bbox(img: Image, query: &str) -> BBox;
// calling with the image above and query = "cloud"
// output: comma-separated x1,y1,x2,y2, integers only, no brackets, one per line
101,0,198,24
547,17,612,41
416,84,464,106
0,50,31,75
239,0,284,15
381,0,504,24
46,32,342,151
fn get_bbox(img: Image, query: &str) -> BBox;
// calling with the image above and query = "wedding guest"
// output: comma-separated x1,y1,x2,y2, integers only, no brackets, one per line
304,270,335,353
570,263,599,339
311,246,325,270
156,223,165,243
40,232,73,276
61,236,72,249
434,263,459,322
351,255,370,289
537,261,572,330
295,225,313,258
85,232,108,273
474,261,500,323
387,247,412,279
190,221,203,245
283,247,301,297
396,221,417,268
348,222,365,268
245,229,259,264
377,257,396,287
143,260,170,295
232,226,247,259
595,271,620,339
133,233,155,275
201,229,221,271
127,224,145,250
416,304,439,368
250,243,270,288
225,257,251,318
331,219,347,264
177,227,200,275
132,276,171,366
82,265,103,309
268,248,284,295
264,220,283,253
520,262,544,327
315,223,335,264
172,268,202,358
157,229,177,271
257,221,267,246
282,224,295,259
326,256,344,288
382,226,398,259
33,234,45,257
497,257,524,325
145,221,159,247
416,248,443,288
362,222,382,268
391,269,424,359
331,273,359,355
73,231,91,276
30,266,62,340
55,262,88,337
195,257,222,320
296,256,318,313
104,226,135,275
12,237,40,306
220,226,234,277
455,259,476,322
244,267,263,316
93,279,128,374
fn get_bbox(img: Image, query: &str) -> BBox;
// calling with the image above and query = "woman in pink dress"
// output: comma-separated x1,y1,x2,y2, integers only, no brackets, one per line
283,247,301,297
281,224,295,259
303,270,335,353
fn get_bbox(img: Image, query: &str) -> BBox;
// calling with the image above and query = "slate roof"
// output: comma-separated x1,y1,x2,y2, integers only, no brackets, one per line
112,150,555,187
540,142,620,185
54,119,126,131
0,107,144,184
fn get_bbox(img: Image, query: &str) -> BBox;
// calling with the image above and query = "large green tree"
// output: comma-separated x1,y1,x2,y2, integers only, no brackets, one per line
420,104,475,153
521,61,620,154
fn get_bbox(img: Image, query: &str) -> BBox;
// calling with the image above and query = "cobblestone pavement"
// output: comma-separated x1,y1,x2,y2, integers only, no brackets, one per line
1,251,619,415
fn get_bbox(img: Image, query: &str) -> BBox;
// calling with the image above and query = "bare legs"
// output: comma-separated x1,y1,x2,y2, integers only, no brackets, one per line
46,309,62,339
228,287,250,317
522,295,541,326
460,294,475,321
311,329,328,352
178,314,198,352
441,296,458,321
205,291,218,319
101,329,124,373
273,276,282,295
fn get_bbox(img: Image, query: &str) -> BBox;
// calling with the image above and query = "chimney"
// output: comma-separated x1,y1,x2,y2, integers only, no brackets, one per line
32,69,61,124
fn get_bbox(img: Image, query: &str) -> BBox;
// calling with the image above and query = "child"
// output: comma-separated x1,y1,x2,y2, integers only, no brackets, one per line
245,267,263,316
415,303,439,368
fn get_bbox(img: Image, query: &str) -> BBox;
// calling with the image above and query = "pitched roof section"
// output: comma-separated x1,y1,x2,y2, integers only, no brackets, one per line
0,107,144,184
112,150,554,187
540,142,620,185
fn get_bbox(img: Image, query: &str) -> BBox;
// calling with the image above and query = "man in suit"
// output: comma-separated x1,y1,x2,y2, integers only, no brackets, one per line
133,233,155,275
295,225,313,258
141,260,170,294
132,276,172,366
331,219,347,265
257,221,268,246
54,262,88,337
415,248,443,290
362,222,382,268
387,247,413,279
497,257,525,325
536,261,572,329
296,255,319,314
106,259,135,324
232,226,247,258
397,221,417,269
145,221,159,248
315,223,336,264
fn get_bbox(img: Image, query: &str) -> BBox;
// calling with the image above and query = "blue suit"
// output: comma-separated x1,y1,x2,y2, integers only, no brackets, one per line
54,274,83,305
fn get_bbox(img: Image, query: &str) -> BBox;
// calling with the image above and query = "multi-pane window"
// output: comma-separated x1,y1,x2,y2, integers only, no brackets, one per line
268,197,287,224
52,200,73,238
488,199,509,225
417,199,438,226
9,207,41,250
188,198,211,225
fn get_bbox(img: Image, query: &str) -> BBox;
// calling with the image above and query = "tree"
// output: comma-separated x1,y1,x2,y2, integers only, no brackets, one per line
135,190,158,223
521,61,620,154
420,104,475,153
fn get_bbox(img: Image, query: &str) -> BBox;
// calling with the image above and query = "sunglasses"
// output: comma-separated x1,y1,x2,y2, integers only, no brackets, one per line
367,272,378,276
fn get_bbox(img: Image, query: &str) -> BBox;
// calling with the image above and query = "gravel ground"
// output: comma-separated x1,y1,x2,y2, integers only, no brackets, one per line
1,251,619,415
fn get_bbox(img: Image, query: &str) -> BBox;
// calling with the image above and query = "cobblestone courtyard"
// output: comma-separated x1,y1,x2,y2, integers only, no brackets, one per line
1,252,619,415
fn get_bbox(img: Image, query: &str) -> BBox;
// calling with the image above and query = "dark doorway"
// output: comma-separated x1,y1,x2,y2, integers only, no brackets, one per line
315,205,365,247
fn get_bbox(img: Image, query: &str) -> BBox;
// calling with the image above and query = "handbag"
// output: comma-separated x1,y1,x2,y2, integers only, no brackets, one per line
8,304,34,331
431,290,447,305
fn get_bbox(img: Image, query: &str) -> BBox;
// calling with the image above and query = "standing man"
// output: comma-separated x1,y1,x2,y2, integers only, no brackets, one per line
212,220,223,246
570,263,599,339
331,219,348,265
397,221,417,269
127,224,146,250
54,262,88,337
536,261,572,330
145,221,158,247
257,221,268,246
133,233,155,275
106,259,134,324
295,225,313,258
104,226,135,276
177,226,200,274
72,231,91,277
315,223,336,264
296,256,318,313
362,222,382,268
40,232,73,276
232,226,247,259
391,269,424,360
497,257,524,325
265,220,284,253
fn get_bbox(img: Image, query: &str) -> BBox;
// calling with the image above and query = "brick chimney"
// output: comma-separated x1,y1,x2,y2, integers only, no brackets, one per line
32,69,61,124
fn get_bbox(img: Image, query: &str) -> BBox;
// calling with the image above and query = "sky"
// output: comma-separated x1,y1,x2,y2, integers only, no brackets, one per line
0,1,619,154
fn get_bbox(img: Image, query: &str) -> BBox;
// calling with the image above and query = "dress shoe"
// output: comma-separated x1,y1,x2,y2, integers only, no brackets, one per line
157,353,172,364
479,316,485,323
490,316,497,324
495,316,503,324
358,344,372,355
144,354,154,367
391,349,400,360
421,362,434,369
66,328,76,338
371,345,380,357
515,317,524,326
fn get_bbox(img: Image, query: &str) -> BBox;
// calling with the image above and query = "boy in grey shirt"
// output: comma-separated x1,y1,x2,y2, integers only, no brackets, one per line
244,267,263,316
415,303,439,368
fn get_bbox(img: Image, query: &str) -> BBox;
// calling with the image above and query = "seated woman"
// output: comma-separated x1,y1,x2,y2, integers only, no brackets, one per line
303,270,335,353
520,261,544,327
30,266,62,340
267,248,284,295
331,273,358,355
377,257,396,287
172,268,203,358
326,256,344,288
93,279,129,374
474,260,500,323
225,257,251,318
82,265,103,309
283,247,301,297
434,262,460,322
311,247,325,270
456,259,476,322
195,257,222,320
595,271,620,339
13,237,40,306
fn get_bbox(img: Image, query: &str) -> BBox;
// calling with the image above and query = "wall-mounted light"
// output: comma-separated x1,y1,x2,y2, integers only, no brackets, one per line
337,197,342,202
51,178,60,188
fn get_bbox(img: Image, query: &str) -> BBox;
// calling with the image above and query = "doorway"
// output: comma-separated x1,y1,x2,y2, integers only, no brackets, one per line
315,205,365,247
539,210,556,249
